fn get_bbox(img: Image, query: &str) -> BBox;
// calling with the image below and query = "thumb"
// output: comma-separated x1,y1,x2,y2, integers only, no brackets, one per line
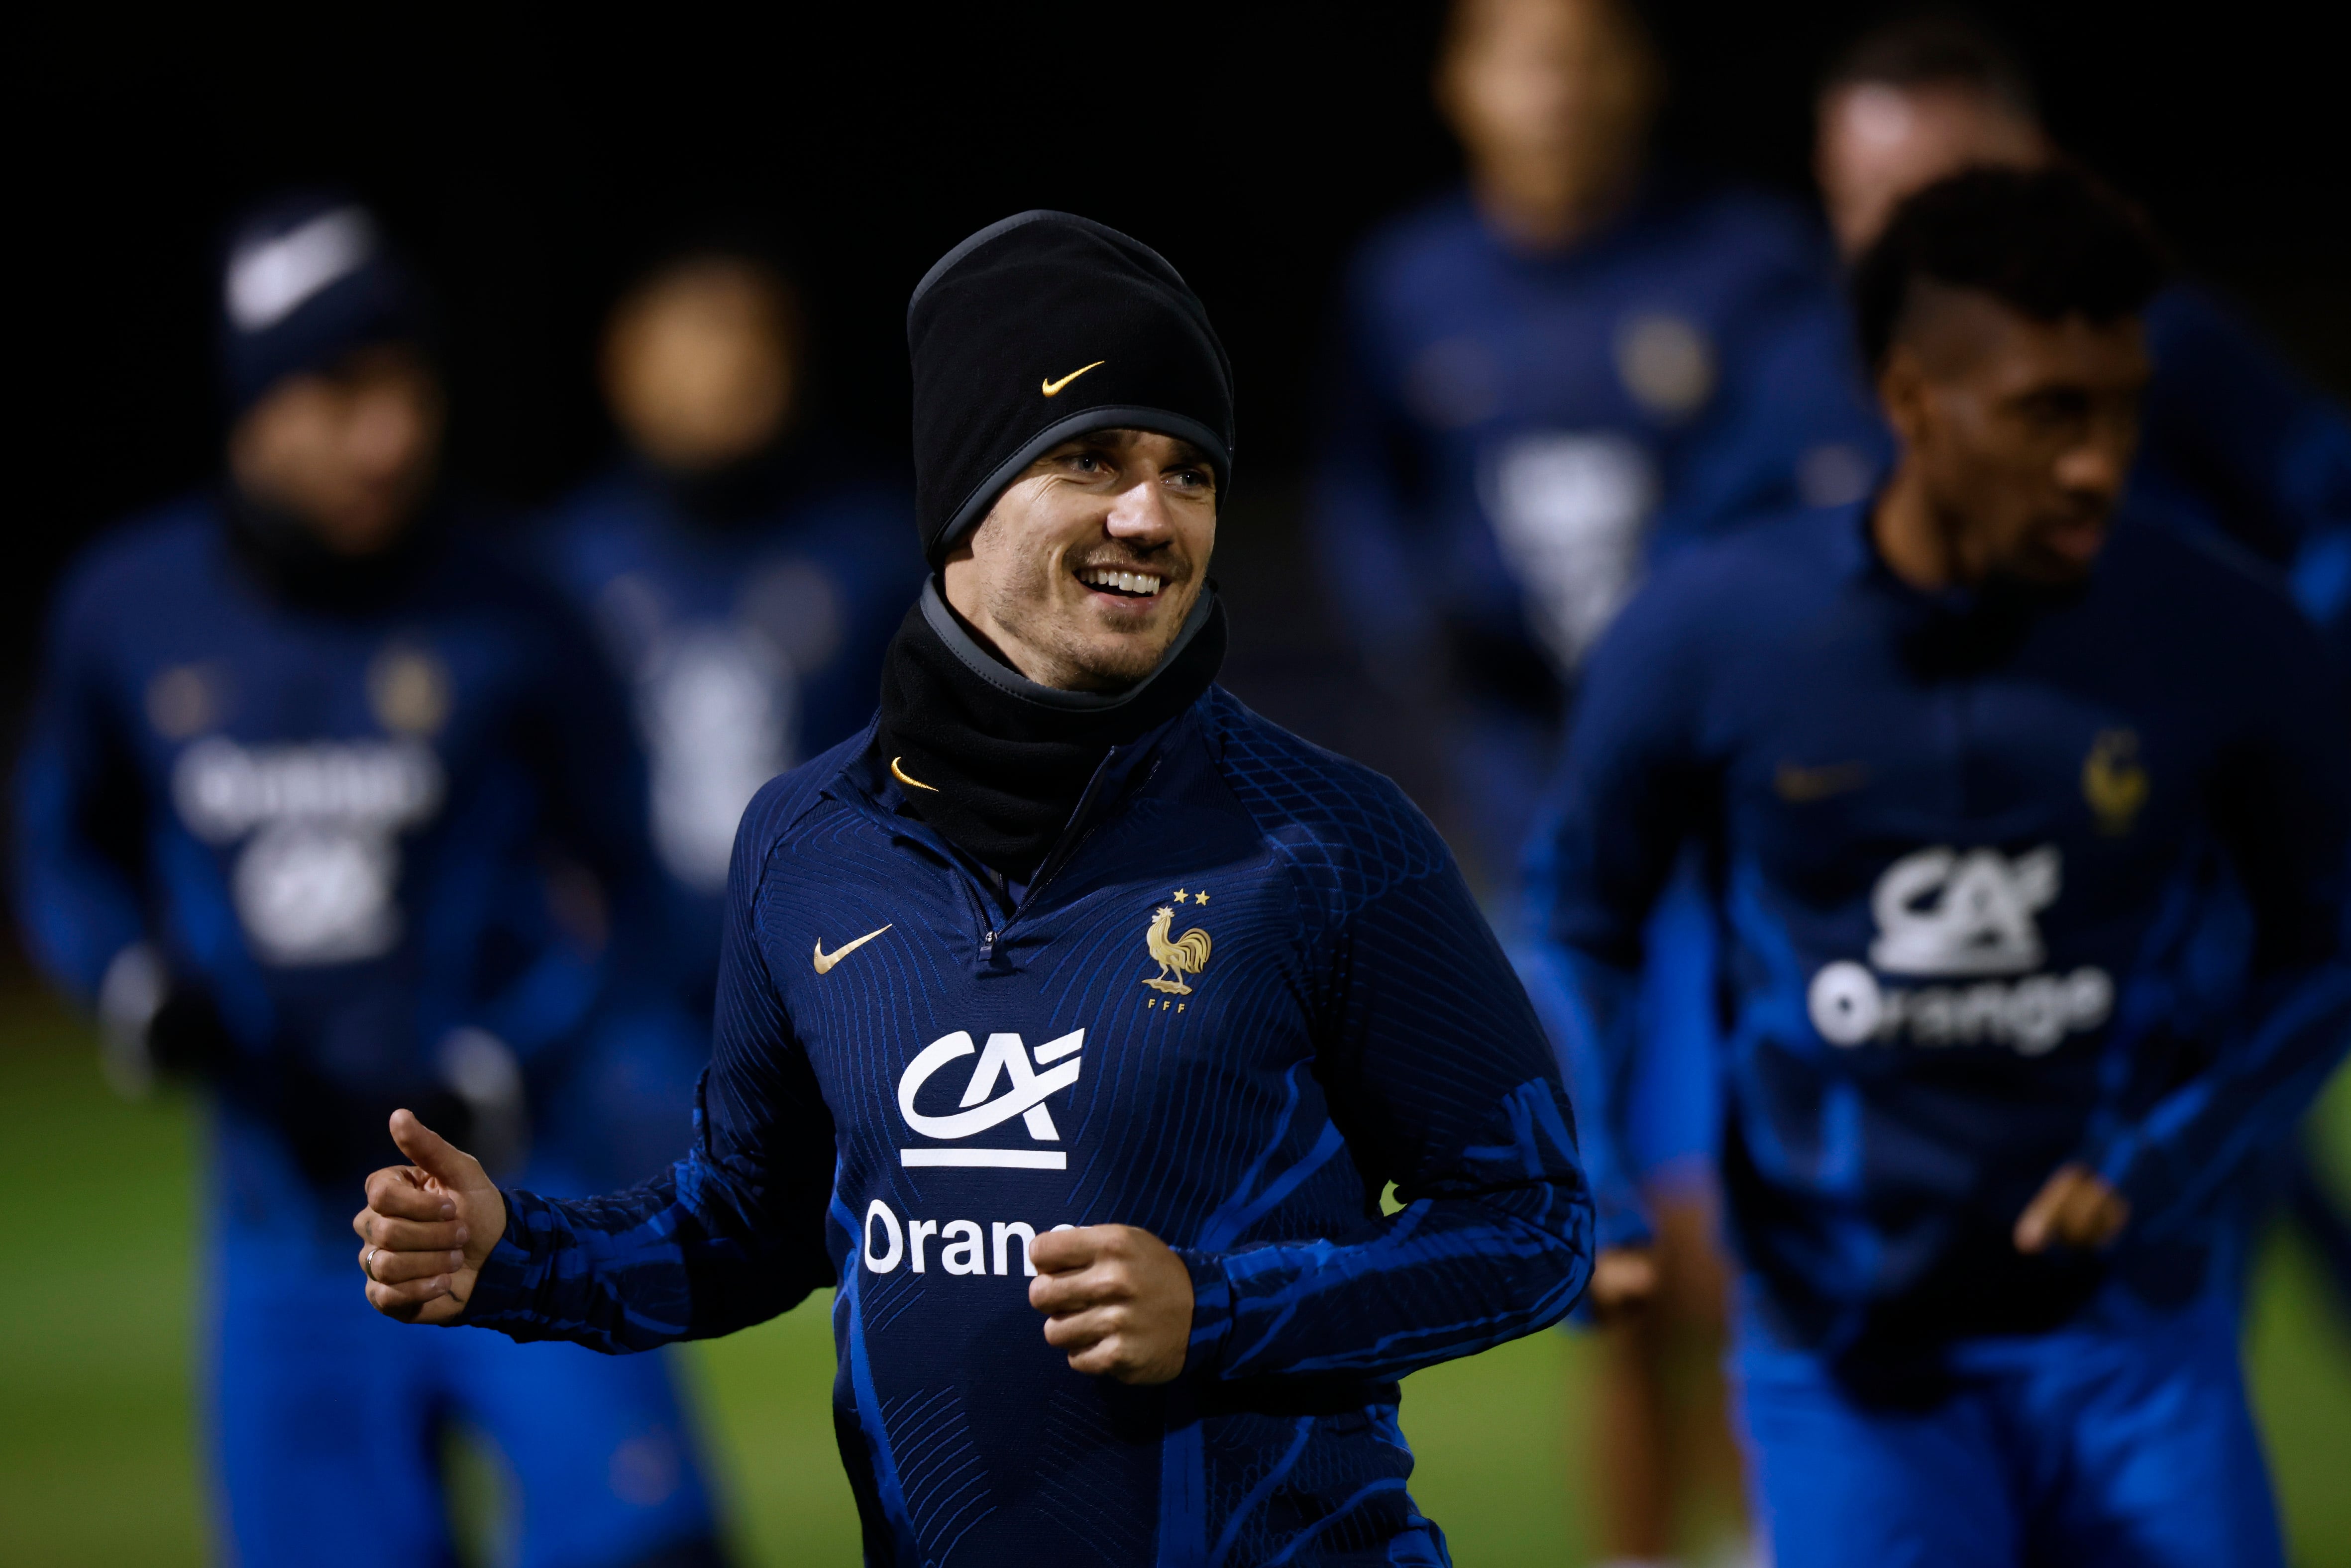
389,1107,480,1187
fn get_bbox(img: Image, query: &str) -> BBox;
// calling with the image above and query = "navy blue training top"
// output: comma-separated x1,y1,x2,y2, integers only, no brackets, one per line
1523,503,2351,1355
13,497,654,1231
466,687,1594,1566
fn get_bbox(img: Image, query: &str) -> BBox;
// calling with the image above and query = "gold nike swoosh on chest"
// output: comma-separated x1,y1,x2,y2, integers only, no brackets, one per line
813,924,893,974
1775,761,1871,803
1041,360,1105,397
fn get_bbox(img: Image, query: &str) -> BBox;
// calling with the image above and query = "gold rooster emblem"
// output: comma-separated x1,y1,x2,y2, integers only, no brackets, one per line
2082,729,2149,836
1143,904,1213,994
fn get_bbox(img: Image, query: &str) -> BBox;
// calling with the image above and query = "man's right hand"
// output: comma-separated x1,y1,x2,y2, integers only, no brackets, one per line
351,1109,507,1324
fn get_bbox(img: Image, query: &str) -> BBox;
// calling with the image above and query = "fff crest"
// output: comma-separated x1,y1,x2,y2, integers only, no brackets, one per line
1143,889,1213,995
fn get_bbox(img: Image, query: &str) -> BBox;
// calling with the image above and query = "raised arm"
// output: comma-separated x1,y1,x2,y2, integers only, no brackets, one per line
13,565,151,1007
356,781,838,1349
1173,813,1594,1385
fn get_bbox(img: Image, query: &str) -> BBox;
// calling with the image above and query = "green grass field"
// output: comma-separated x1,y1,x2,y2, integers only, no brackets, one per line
3,991,2347,1566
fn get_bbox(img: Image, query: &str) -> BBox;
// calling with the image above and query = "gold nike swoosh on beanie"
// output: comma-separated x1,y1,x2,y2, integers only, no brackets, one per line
1041,360,1105,397
891,755,940,792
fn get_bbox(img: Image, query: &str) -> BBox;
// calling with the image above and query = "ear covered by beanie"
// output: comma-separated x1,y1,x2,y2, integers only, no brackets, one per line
906,210,1235,565
219,191,429,416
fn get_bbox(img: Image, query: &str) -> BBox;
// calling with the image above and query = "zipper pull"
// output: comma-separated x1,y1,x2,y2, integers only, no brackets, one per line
981,929,997,958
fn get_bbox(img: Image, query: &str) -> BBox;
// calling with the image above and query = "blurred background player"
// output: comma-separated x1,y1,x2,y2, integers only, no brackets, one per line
12,193,728,1568
1815,10,2351,659
1309,0,1881,1559
1528,164,2351,1568
1815,8,2351,1313
530,241,919,1184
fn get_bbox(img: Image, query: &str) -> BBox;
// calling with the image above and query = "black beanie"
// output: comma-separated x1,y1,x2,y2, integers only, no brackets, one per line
906,210,1234,565
219,191,428,416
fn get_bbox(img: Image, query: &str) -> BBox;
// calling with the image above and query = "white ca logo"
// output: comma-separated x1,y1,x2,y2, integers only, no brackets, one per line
1809,844,2111,1056
897,1030,1083,1170
1868,846,2058,977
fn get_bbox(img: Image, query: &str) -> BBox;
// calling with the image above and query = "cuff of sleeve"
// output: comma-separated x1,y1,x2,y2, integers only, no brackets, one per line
1176,1249,1233,1379
457,1188,542,1325
1593,1185,1654,1254
2089,1129,2184,1239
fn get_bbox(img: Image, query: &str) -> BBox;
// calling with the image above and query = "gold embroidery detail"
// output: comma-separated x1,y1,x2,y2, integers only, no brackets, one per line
1143,905,1212,995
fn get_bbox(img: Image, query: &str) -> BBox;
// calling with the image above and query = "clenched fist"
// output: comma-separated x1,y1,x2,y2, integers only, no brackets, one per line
1027,1224,1193,1384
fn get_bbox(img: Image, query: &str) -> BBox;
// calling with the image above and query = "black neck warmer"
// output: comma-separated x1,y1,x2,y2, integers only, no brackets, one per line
224,486,438,614
876,579,1225,879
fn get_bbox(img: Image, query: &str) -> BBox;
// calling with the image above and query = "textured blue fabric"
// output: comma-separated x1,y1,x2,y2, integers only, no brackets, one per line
1734,1275,2284,1568
1308,180,1887,897
1524,503,2351,1345
464,687,1594,1566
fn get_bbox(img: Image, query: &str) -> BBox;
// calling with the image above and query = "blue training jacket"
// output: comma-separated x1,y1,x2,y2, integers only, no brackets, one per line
531,448,921,1006
1307,179,1886,891
1522,503,2351,1357
13,496,655,1234
465,685,1595,1567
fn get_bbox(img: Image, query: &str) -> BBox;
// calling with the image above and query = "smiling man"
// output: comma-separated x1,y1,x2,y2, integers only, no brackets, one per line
1523,166,2351,1567
353,210,1594,1566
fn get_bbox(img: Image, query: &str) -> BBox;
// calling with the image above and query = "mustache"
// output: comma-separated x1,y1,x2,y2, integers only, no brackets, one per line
1069,550,1190,582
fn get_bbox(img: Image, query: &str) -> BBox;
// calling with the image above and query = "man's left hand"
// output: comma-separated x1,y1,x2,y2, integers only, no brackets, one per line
2014,1161,2130,1254
1028,1224,1192,1384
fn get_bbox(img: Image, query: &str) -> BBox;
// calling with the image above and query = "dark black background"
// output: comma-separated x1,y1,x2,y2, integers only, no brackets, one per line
14,1,2347,750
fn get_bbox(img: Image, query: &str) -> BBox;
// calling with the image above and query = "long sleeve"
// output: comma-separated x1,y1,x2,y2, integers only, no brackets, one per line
1177,815,1593,1383
1518,573,1715,1250
12,568,149,1003
2084,629,2351,1237
462,781,839,1351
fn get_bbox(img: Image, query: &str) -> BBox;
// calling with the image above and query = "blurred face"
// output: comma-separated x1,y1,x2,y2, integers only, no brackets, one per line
1817,83,2048,257
228,345,444,556
941,428,1217,692
604,258,797,473
1438,0,1657,242
1880,283,2148,586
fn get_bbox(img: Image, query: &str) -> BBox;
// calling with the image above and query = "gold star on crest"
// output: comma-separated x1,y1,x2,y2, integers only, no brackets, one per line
1173,889,1189,902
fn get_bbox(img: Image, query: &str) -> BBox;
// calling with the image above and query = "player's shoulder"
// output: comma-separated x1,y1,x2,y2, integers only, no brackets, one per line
51,494,222,630
2102,508,2325,652
1646,504,1852,627
735,724,882,870
1348,191,1491,292
1193,687,1452,909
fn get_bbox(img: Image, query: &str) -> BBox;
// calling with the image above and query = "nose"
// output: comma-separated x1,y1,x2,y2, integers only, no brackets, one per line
1102,470,1175,541
350,390,429,481
2054,433,2129,503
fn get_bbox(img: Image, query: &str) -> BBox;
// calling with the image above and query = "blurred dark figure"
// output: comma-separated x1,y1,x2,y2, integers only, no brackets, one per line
530,246,919,1178
1310,1,1886,1560
1817,9,2351,1320
1816,11,2350,660
11,193,728,1568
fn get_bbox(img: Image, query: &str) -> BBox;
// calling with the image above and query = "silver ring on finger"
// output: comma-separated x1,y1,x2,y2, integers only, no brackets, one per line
364,1245,379,1280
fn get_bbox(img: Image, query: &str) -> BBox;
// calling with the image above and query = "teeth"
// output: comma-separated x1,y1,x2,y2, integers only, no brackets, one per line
1082,568,1161,596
